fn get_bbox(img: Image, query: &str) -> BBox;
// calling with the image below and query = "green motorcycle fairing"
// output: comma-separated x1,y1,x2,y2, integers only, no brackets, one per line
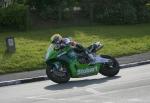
45,44,102,78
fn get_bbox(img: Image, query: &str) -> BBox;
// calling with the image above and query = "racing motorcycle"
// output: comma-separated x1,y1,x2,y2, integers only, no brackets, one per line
45,42,120,83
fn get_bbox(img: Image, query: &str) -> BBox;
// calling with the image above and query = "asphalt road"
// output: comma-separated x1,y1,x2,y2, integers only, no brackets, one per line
0,64,150,103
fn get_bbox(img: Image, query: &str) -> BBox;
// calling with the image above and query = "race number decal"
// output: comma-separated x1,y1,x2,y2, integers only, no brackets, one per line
77,67,98,75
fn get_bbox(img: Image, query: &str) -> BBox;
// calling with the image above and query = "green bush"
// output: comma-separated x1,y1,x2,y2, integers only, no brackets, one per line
80,0,150,24
95,1,137,24
0,4,30,30
137,7,150,22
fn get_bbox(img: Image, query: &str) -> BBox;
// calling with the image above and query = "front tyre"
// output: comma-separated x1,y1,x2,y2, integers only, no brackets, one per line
46,62,70,84
99,55,120,77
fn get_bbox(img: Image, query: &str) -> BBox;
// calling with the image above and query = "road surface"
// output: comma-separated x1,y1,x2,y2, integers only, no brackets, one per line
0,64,150,103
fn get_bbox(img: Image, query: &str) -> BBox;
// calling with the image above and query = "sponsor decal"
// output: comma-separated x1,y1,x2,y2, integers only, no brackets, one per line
77,66,98,75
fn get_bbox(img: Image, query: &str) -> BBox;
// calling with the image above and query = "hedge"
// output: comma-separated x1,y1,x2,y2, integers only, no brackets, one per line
81,0,150,24
0,4,30,30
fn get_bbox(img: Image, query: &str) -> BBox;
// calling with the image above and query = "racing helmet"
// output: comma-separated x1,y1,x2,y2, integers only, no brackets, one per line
51,34,62,44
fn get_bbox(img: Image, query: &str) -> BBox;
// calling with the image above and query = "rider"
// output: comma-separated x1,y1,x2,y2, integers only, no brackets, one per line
51,34,94,63
51,34,76,47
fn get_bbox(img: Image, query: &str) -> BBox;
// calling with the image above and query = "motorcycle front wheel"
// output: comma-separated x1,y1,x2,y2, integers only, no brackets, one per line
99,55,120,77
46,62,70,84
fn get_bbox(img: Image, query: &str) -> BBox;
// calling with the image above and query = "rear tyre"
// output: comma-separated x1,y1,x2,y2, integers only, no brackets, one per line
99,55,120,77
46,62,70,84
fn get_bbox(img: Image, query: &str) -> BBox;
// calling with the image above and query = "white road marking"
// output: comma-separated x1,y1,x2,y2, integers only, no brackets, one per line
27,96,49,100
128,98,142,102
73,87,78,89
84,100,95,102
27,96,89,102
85,88,102,94
85,88,114,99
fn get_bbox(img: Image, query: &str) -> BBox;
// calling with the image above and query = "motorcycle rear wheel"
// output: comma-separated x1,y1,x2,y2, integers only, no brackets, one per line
46,62,70,84
99,55,120,77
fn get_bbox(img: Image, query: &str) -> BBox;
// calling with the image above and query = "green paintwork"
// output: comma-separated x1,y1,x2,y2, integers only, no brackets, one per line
45,44,102,78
